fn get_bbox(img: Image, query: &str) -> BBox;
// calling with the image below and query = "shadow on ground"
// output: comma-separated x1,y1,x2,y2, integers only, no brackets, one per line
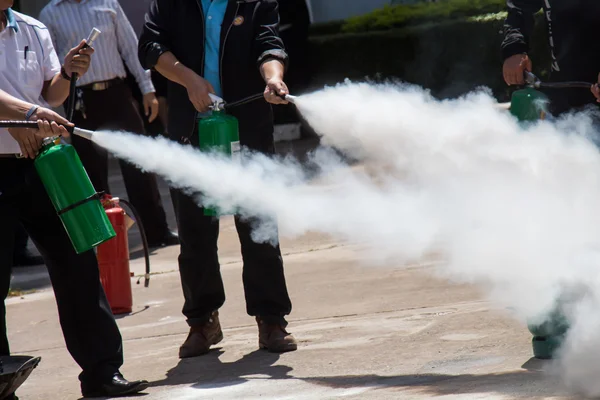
149,352,570,398
150,349,290,390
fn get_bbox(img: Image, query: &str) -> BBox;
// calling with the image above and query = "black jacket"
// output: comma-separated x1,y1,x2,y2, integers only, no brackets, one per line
138,0,288,151
501,0,600,112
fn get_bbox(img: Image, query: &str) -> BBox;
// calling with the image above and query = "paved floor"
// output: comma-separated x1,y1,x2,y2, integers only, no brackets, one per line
7,139,581,399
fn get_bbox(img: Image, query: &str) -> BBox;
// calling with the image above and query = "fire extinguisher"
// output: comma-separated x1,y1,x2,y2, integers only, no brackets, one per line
34,136,116,253
507,70,597,360
97,194,151,315
196,93,296,216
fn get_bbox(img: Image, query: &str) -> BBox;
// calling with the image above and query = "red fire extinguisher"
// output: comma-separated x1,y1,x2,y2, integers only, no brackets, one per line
97,194,151,315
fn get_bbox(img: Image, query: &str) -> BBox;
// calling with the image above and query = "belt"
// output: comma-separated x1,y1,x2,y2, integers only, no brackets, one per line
80,78,123,91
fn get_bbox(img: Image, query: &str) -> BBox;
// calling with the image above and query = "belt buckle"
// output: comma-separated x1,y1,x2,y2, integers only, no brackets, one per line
91,82,107,91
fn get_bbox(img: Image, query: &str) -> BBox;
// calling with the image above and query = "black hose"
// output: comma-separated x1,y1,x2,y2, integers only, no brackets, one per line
66,72,78,122
117,198,151,288
538,81,595,89
223,93,265,109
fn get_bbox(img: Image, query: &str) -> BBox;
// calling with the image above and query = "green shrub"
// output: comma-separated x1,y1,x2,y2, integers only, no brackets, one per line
340,0,506,33
306,13,550,102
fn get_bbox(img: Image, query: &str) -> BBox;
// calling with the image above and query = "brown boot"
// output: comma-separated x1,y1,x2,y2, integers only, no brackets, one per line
179,311,223,358
256,317,297,353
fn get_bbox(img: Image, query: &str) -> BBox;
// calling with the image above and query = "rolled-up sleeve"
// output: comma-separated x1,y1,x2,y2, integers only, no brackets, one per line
501,0,544,60
138,0,172,71
254,0,289,71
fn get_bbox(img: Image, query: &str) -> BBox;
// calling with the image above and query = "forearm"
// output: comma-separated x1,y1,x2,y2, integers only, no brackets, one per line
42,73,71,108
0,90,34,120
502,0,543,60
155,51,195,88
260,59,285,83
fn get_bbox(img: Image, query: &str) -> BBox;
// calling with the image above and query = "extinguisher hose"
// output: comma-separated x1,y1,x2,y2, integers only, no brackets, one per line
222,92,295,109
116,198,151,288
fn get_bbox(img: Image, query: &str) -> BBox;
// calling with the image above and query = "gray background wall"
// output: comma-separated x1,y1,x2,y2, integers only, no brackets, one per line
21,0,397,26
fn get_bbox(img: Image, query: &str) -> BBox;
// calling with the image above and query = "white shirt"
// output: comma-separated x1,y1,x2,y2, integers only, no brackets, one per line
39,0,155,94
0,9,61,154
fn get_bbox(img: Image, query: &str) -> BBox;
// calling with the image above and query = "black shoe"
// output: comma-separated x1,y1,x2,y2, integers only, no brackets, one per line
12,252,44,267
81,373,149,398
147,230,179,248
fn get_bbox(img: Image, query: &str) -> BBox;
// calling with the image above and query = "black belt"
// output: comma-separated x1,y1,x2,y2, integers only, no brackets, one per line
79,78,124,91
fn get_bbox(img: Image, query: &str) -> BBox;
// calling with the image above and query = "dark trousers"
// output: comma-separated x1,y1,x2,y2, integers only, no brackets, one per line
171,138,292,326
12,223,28,256
0,159,123,385
69,81,169,243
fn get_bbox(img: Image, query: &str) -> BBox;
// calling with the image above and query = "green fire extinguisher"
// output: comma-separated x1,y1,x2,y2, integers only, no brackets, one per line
197,94,241,217
509,86,549,122
34,137,116,254
508,71,597,360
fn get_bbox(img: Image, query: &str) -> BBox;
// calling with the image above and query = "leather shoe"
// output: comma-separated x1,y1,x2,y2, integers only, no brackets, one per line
257,317,297,353
147,230,179,248
179,311,223,358
81,373,149,398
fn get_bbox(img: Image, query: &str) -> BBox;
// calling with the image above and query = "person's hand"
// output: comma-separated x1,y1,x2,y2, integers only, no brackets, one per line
592,73,600,103
503,54,532,86
143,92,160,123
183,72,215,112
8,107,71,159
264,78,289,105
63,39,95,78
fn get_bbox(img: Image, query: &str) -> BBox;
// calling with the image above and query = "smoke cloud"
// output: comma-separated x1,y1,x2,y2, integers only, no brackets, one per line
93,81,600,397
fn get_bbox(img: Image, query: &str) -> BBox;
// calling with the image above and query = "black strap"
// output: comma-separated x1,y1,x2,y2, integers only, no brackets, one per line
57,191,105,216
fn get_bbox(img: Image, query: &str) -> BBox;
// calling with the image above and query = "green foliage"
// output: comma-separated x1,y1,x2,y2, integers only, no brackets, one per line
341,0,506,33
306,14,550,102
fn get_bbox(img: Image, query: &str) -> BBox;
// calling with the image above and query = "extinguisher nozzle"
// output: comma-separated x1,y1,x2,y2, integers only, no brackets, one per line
72,127,95,141
284,94,297,104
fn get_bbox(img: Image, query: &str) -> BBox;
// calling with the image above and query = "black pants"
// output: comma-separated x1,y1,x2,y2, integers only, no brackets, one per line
69,81,169,243
12,223,28,257
171,137,292,327
0,159,123,385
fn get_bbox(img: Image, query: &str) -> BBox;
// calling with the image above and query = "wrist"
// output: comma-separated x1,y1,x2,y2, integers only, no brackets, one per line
60,66,72,81
180,67,198,89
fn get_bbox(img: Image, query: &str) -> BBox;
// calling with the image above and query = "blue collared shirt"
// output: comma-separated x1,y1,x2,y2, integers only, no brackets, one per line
201,0,227,98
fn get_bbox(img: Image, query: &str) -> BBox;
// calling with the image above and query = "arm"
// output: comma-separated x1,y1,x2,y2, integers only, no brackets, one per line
255,0,290,105
0,89,71,159
501,0,543,85
501,0,543,60
115,0,154,95
0,90,33,120
139,0,214,112
114,0,158,121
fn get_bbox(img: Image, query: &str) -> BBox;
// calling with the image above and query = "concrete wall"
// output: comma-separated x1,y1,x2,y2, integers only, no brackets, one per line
19,0,47,18
307,0,391,23
22,1,395,26
17,0,147,30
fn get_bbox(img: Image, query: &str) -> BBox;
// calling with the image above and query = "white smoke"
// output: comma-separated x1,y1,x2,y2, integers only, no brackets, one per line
93,81,600,397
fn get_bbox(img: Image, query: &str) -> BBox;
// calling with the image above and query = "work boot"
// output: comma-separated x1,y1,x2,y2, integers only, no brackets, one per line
178,311,223,358
257,317,298,353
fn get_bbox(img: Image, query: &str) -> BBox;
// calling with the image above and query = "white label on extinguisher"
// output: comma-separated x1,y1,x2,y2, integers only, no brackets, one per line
231,141,241,162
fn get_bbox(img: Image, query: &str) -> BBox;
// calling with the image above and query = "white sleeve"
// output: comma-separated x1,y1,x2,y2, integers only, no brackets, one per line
38,26,62,82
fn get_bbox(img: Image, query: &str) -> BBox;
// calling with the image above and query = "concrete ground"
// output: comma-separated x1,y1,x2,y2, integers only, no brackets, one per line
7,139,580,399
